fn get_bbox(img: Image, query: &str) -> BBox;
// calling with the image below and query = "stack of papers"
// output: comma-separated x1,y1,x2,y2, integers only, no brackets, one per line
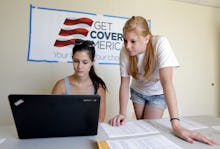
100,120,159,138
98,120,182,149
98,134,182,149
98,118,210,149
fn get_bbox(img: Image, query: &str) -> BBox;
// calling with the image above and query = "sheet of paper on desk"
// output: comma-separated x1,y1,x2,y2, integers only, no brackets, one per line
98,134,182,149
154,118,208,130
100,120,159,138
0,138,6,144
212,126,220,132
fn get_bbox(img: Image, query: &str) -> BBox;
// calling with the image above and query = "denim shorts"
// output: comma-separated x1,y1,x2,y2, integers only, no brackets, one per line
130,88,167,110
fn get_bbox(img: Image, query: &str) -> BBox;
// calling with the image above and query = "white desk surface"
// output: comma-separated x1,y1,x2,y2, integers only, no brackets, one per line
0,116,220,149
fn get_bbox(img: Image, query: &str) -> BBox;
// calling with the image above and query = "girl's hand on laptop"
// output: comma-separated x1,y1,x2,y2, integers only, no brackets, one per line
108,114,127,126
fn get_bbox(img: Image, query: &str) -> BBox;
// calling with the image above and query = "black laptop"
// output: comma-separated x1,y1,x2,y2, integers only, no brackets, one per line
8,94,100,139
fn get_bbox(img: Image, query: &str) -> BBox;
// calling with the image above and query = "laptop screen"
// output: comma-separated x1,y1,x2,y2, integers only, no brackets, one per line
8,94,100,139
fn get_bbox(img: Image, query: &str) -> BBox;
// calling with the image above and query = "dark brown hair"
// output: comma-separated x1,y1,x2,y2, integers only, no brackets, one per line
72,40,107,93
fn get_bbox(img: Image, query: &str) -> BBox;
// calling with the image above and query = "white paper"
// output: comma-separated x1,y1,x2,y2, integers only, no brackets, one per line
106,134,182,149
100,120,159,138
212,126,220,132
0,138,6,144
154,118,208,130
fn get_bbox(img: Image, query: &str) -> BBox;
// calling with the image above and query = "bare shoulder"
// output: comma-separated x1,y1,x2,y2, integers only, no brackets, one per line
98,84,106,91
51,79,66,94
97,85,106,97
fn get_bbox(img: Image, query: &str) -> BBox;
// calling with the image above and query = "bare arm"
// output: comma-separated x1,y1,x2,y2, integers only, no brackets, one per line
159,67,179,127
108,76,130,126
160,67,217,145
97,86,106,122
119,76,131,116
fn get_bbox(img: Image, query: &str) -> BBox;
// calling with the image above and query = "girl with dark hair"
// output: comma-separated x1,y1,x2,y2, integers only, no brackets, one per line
52,39,107,122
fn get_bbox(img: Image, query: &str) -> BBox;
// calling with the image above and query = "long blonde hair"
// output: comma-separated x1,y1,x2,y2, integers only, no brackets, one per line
123,16,155,79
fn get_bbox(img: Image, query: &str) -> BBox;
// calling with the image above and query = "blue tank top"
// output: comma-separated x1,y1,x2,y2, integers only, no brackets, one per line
64,77,95,95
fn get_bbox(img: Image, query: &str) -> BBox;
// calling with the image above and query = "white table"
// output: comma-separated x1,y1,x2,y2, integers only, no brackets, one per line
0,116,220,149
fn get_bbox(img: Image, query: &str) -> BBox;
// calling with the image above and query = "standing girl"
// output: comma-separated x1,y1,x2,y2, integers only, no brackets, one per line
109,16,216,145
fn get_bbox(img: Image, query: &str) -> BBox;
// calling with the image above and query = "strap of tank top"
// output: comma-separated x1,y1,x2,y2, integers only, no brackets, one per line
64,77,71,95
91,86,95,95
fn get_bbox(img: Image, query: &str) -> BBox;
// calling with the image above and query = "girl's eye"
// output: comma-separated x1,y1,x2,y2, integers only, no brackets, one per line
131,40,136,44
83,61,88,64
73,59,79,63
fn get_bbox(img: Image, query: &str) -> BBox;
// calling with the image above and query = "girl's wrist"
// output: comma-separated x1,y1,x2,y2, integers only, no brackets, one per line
170,117,180,122
170,118,181,129
119,113,126,117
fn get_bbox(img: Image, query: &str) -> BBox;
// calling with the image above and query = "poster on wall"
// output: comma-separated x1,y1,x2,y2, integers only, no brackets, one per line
28,5,126,64
28,5,151,65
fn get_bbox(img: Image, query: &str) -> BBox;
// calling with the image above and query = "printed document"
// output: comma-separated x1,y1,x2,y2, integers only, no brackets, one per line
154,118,207,130
105,134,182,149
212,126,220,132
100,120,159,138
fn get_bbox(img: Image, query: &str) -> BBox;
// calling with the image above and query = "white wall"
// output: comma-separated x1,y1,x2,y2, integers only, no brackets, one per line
0,0,219,125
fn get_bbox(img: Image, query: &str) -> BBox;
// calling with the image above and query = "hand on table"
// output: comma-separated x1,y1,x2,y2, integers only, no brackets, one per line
173,125,218,145
108,114,127,126
109,115,218,145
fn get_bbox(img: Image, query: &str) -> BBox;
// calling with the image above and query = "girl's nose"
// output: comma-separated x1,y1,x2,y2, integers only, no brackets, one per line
125,42,131,50
77,62,83,69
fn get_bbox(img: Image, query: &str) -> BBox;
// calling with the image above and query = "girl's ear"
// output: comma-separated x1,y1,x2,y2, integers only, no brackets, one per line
146,34,151,41
144,34,151,45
